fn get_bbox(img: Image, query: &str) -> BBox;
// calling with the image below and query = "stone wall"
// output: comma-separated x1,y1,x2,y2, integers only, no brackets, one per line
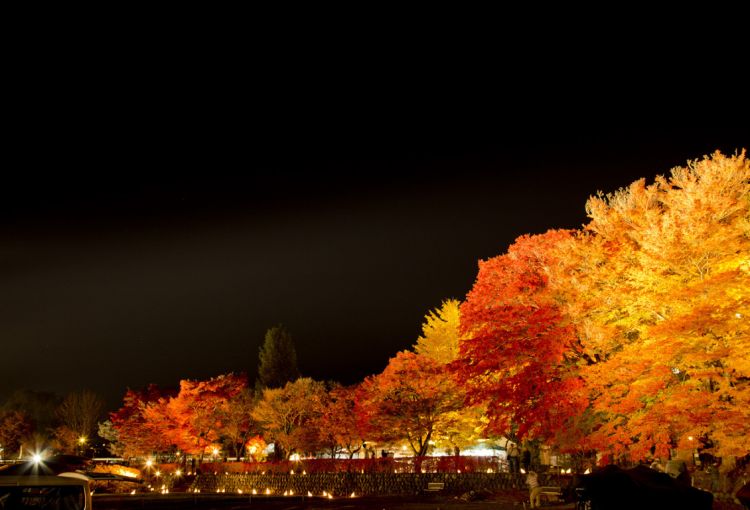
191,472,561,496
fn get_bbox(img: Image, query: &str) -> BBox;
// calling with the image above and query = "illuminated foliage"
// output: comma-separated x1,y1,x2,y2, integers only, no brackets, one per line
110,385,175,458
218,388,258,459
456,230,587,444
311,384,367,459
577,150,750,459
415,299,463,364
145,373,247,455
413,300,485,453
251,377,326,460
244,435,268,462
456,151,749,462
360,351,464,456
0,410,32,457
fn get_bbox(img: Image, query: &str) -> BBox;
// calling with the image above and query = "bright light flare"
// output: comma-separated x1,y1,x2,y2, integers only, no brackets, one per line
32,453,43,464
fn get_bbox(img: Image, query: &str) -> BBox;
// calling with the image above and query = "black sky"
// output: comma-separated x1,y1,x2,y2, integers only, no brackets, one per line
1,40,747,412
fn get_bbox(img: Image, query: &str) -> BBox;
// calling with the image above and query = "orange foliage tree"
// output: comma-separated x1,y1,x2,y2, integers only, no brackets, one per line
311,384,367,459
142,373,247,456
111,373,247,458
574,150,750,460
455,150,749,463
110,385,176,458
359,350,464,457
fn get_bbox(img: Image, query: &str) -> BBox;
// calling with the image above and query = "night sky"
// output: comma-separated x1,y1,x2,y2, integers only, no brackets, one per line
2,49,747,412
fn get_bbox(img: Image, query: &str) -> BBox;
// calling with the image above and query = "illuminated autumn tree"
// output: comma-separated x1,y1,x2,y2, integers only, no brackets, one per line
244,435,268,462
143,373,247,456
413,299,485,454
456,230,588,445
0,410,32,458
311,384,367,459
218,388,259,459
576,150,750,460
360,351,465,457
110,385,176,458
97,420,122,457
415,299,463,364
252,377,326,460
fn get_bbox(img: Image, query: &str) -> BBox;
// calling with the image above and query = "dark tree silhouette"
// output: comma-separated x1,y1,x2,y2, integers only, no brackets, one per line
256,324,300,390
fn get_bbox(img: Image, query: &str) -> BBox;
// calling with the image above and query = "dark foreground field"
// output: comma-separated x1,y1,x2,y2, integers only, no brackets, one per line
93,492,542,509
93,492,747,509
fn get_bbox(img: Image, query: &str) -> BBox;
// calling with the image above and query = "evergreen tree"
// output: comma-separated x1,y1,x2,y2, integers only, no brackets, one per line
256,324,300,390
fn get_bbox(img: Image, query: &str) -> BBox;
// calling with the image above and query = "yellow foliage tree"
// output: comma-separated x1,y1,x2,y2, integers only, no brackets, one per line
415,299,463,364
574,151,750,460
251,377,326,460
413,299,485,453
